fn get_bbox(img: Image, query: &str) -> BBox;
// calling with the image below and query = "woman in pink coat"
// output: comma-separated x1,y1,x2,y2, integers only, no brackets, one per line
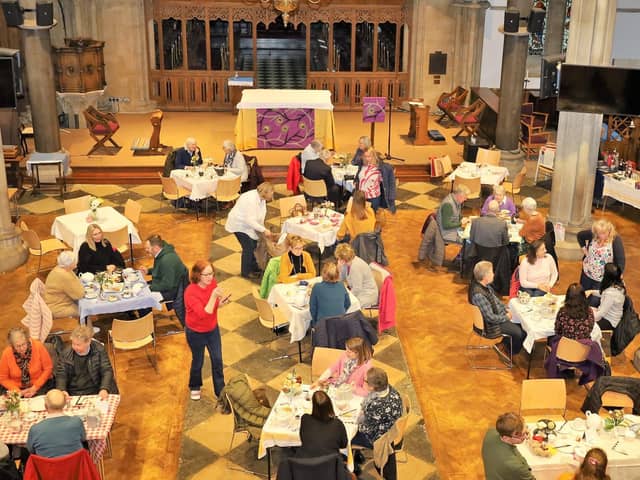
311,337,373,396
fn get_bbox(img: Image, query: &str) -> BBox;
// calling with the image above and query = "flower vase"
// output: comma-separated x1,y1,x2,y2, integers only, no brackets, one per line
89,209,98,222
8,410,21,432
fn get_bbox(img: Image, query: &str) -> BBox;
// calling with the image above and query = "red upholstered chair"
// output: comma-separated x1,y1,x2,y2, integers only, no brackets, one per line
520,120,552,160
24,449,101,480
452,99,486,139
83,106,120,155
437,86,468,123
520,102,548,131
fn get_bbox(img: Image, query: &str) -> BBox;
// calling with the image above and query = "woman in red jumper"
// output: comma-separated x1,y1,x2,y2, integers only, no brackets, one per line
184,260,228,401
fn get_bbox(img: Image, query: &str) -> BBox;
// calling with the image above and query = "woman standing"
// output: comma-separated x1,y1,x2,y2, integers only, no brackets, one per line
77,224,125,274
225,182,274,279
518,240,558,297
578,219,625,291
356,148,383,211
335,243,378,308
0,326,53,397
277,235,316,284
184,260,228,401
554,283,595,341
297,391,348,458
311,337,373,396
309,262,351,327
336,190,376,242
590,263,626,331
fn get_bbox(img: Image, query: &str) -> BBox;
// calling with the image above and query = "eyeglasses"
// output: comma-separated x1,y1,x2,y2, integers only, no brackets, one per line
201,271,214,277
512,430,529,439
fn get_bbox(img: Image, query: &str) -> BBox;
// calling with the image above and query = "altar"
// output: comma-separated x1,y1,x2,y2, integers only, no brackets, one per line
234,89,336,150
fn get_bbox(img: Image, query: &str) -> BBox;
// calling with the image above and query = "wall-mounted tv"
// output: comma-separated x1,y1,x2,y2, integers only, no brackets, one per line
557,64,640,116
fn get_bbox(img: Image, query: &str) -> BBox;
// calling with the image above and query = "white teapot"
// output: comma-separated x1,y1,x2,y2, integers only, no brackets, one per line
585,411,603,431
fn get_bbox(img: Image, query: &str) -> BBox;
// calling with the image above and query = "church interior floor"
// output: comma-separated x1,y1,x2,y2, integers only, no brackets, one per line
4,177,640,478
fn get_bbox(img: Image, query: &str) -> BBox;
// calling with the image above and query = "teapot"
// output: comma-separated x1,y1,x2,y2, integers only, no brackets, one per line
517,291,530,304
585,411,603,431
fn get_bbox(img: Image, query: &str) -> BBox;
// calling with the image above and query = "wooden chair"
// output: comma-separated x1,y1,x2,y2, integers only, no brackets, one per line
311,346,344,382
251,287,299,362
551,337,592,381
108,313,157,378
103,225,130,264
302,176,328,206
83,106,120,155
475,148,501,167
521,102,548,132
520,379,567,422
436,86,468,123
63,195,91,214
20,228,67,274
209,176,241,212
124,199,143,265
158,172,191,212
600,391,634,413
520,119,552,160
279,194,306,225
453,175,481,200
466,303,512,370
430,155,453,178
362,263,384,320
452,99,486,139
502,165,527,205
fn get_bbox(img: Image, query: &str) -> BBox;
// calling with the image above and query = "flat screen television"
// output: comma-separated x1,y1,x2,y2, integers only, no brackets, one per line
557,64,640,116
0,58,17,108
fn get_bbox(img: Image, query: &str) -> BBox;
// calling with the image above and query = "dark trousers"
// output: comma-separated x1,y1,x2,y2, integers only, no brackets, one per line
185,326,225,397
518,287,547,298
234,232,259,277
352,432,397,480
500,321,526,354
367,196,382,212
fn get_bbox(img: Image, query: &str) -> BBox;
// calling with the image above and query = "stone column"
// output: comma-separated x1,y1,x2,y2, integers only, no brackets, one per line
451,1,490,94
20,22,61,153
0,131,28,273
543,0,567,57
549,0,616,260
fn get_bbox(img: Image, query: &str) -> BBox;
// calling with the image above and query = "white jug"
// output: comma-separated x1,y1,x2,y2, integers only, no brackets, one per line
585,411,603,431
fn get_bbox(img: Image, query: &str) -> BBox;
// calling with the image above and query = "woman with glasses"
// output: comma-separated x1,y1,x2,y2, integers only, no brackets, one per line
277,235,316,284
184,260,229,401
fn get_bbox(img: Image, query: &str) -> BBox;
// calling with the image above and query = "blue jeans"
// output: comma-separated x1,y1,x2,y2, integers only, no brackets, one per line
234,232,259,277
185,326,225,396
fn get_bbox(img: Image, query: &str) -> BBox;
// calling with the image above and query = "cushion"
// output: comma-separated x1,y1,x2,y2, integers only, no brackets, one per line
91,121,119,135
455,114,477,123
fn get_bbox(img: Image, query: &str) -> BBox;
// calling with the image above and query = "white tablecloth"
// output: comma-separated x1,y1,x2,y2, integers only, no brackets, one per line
51,206,141,254
170,168,239,201
517,417,640,480
460,217,523,243
238,89,333,110
332,165,358,193
258,385,362,471
509,295,602,354
268,277,361,343
603,175,640,210
445,162,509,185
279,210,343,253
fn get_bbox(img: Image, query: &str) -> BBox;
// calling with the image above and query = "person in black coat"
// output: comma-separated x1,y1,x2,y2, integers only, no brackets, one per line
77,224,125,274
303,149,341,206
297,391,348,458
174,137,203,170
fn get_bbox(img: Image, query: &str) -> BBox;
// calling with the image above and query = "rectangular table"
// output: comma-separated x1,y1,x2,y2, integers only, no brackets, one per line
602,174,640,211
445,161,509,185
0,394,120,477
517,417,640,480
460,217,523,243
170,168,239,201
268,277,361,343
258,385,362,477
279,210,344,254
51,206,141,254
235,89,335,150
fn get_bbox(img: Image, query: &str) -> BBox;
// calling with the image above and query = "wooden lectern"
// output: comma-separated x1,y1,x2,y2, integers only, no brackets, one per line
408,102,431,145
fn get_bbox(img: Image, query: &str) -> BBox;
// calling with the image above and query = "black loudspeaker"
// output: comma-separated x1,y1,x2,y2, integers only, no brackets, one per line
428,51,447,75
36,2,54,26
504,8,519,33
1,2,23,27
528,8,545,34
540,54,564,99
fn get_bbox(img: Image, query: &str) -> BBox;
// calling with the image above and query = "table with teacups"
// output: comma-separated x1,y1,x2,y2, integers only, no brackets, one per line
0,394,120,478
78,269,162,325
51,206,141,254
278,209,344,253
602,173,640,211
516,415,640,480
509,294,603,354
459,216,523,243
331,164,359,193
267,276,362,343
445,161,509,185
258,384,363,478
170,167,240,201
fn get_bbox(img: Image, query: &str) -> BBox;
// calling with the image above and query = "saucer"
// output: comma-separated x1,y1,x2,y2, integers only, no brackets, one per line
570,418,586,431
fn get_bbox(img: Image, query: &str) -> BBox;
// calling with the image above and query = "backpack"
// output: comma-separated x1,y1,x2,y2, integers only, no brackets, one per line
162,149,179,177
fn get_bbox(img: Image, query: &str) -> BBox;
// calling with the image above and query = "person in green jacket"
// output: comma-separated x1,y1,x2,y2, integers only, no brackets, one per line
482,412,535,480
141,234,188,302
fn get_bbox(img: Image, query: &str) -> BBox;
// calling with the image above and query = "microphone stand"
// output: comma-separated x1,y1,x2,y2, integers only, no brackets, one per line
382,96,405,162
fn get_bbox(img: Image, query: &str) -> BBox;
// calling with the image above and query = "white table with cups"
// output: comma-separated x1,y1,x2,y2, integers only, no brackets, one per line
331,164,359,193
460,216,523,243
278,209,344,254
170,167,240,201
445,161,509,185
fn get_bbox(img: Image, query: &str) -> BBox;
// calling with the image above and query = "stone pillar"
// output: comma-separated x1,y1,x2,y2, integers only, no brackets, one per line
543,0,567,57
549,0,616,260
0,131,28,273
20,23,61,153
451,1,490,94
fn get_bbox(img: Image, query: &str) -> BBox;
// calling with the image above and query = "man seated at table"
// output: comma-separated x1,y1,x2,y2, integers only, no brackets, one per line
56,325,118,401
174,137,203,170
436,184,470,244
470,200,509,249
303,148,341,206
45,251,85,318
300,139,322,173
518,197,546,245
481,184,516,217
469,261,526,359
27,389,87,458
221,139,248,183
140,234,188,303
481,412,534,480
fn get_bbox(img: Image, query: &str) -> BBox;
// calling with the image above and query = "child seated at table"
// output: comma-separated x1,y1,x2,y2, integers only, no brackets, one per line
311,337,373,396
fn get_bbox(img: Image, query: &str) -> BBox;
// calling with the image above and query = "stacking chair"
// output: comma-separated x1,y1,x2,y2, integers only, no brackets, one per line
535,143,556,183
25,449,101,480
502,165,527,205
209,175,241,213
124,199,143,265
302,176,328,207
158,172,193,216
475,148,501,167
600,391,634,413
225,392,253,452
251,287,299,361
63,195,91,214
20,228,68,274
429,155,453,178
83,106,120,155
466,303,512,370
311,346,344,382
453,175,481,200
548,337,593,384
102,225,130,265
279,194,306,225
108,313,157,377
362,264,384,320
520,379,567,422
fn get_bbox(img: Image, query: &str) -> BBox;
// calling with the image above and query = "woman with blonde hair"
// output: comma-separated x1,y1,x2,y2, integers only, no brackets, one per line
336,190,376,242
77,223,125,274
277,235,316,283
557,447,610,480
335,243,378,308
311,336,373,396
577,219,625,291
309,262,350,327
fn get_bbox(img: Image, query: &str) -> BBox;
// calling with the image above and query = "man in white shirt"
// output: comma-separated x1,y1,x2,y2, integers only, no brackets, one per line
300,139,323,173
225,182,275,279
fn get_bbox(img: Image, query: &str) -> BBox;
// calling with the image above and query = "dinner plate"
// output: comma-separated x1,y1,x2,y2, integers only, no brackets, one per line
570,418,586,431
84,292,98,300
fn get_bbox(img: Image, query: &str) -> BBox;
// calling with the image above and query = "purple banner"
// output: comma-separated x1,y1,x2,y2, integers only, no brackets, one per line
256,108,315,149
362,97,386,123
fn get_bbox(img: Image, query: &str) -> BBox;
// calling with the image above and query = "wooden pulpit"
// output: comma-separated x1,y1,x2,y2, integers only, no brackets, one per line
408,102,431,145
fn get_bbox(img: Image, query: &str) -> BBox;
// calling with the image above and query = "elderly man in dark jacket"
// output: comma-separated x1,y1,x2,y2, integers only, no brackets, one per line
56,325,118,400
